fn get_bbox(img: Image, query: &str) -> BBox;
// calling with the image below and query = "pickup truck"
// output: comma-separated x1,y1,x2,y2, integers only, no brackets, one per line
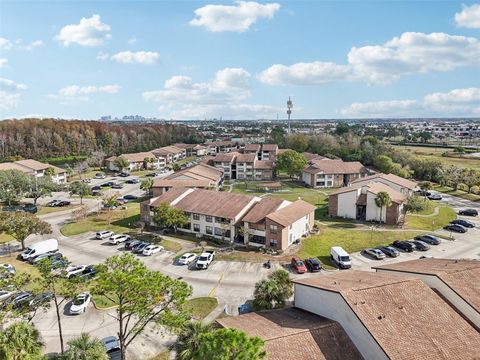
195,250,215,270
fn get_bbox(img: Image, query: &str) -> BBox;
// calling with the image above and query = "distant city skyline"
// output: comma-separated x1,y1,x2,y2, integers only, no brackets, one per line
1,1,480,120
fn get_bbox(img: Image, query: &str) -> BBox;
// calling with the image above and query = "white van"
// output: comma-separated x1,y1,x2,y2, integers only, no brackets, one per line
20,239,58,261
330,246,352,269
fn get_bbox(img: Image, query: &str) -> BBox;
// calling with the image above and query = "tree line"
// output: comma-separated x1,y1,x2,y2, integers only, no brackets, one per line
0,118,199,161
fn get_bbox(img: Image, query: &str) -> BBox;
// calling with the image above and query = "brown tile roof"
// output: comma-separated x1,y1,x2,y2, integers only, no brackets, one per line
277,148,290,155
374,258,480,312
262,144,278,151
256,160,274,170
294,271,480,360
329,185,362,196
152,145,185,155
206,140,234,147
242,198,286,224
0,162,31,172
217,307,362,360
149,188,190,207
167,163,223,182
302,152,325,161
351,173,416,190
212,152,240,163
152,179,211,189
173,143,196,150
114,151,156,163
244,144,261,151
366,182,407,204
13,159,66,174
305,159,368,175
266,199,315,227
236,153,257,163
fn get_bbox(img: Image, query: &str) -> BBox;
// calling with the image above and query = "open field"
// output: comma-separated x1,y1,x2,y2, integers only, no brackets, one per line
393,144,480,170
60,201,141,236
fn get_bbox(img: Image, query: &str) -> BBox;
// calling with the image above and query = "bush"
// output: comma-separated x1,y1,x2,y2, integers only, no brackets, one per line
406,195,429,213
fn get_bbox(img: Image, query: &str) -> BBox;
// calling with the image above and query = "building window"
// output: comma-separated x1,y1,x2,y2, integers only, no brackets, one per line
269,239,278,247
193,224,200,232
214,227,224,236
205,216,212,223
206,226,213,235
193,213,200,221
269,225,278,234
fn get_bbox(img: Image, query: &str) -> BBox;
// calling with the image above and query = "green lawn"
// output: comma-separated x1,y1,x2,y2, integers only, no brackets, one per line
37,205,80,216
0,233,14,244
232,181,327,206
183,297,218,320
434,185,480,202
296,228,424,267
406,206,457,230
92,294,119,309
60,201,141,236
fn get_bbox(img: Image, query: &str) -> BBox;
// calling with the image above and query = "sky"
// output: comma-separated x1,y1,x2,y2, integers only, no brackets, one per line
0,0,480,120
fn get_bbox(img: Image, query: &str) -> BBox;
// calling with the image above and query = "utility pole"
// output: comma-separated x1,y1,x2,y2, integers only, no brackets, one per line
287,96,293,134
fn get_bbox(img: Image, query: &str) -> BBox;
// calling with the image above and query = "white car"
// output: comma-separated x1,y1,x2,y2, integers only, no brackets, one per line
69,292,91,314
96,230,114,240
0,264,16,276
109,234,131,245
66,265,86,278
142,245,163,256
0,285,17,302
178,253,197,265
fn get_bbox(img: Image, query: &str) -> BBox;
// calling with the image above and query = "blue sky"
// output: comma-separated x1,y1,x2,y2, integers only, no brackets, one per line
1,0,480,120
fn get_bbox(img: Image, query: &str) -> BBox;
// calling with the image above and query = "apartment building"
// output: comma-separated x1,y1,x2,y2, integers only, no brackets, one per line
205,140,236,154
328,182,407,224
293,271,480,360
302,159,370,188
0,159,68,184
151,163,223,196
151,145,186,164
243,143,278,160
105,151,163,171
141,188,315,250
211,152,275,181
350,173,417,196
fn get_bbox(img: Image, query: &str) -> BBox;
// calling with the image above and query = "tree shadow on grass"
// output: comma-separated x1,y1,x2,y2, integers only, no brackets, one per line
326,223,357,229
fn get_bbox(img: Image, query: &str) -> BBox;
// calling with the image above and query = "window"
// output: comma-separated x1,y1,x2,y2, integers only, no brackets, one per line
206,226,213,235
269,225,278,234
269,239,278,247
214,227,224,236
193,224,200,232
193,213,200,221
205,216,212,223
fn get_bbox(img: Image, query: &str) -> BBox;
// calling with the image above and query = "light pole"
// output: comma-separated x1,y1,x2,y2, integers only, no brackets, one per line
287,96,293,134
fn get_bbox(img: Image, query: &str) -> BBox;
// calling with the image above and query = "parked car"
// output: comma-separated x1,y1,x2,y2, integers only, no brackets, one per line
73,265,96,280
109,234,131,245
101,182,114,188
414,234,441,245
47,200,62,207
50,258,68,270
2,204,37,214
118,172,130,177
132,242,149,254
111,183,123,189
375,245,399,257
95,173,106,179
178,253,197,265
330,247,351,269
458,208,478,217
444,224,467,233
143,245,163,256
91,185,102,191
124,239,141,250
102,336,120,352
451,219,475,228
30,252,63,265
427,193,442,201
304,258,322,272
411,240,430,251
20,239,58,261
145,172,158,177
96,230,114,240
0,285,17,302
66,265,87,278
392,240,416,252
196,251,215,269
125,179,139,184
29,292,53,308
69,292,91,314
123,194,138,201
12,292,34,309
291,256,307,274
415,190,431,197
23,203,38,213
363,248,386,260
0,264,16,277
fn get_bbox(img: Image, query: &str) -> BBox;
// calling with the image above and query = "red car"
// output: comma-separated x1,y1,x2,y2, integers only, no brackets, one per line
291,256,307,274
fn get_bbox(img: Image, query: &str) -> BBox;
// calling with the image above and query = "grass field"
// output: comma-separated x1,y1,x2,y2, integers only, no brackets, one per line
296,228,424,266
183,297,218,320
231,181,328,206
434,185,480,202
0,233,14,244
60,201,141,236
37,205,81,216
405,206,457,230
393,145,480,170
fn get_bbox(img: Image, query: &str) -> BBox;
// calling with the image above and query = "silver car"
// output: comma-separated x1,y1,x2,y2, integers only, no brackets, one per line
364,248,386,260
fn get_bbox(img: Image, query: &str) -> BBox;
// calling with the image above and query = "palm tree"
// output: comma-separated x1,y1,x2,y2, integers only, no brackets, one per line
63,333,108,360
374,191,392,224
175,322,212,360
0,321,43,360
252,278,280,310
140,178,154,197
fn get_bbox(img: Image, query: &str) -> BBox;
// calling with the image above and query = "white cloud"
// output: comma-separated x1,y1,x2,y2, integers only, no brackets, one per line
0,38,12,50
258,61,351,85
49,84,120,104
0,78,27,91
127,37,137,44
19,40,44,51
55,14,111,47
259,32,480,86
110,51,159,64
143,67,277,119
340,87,480,117
190,1,280,32
96,51,109,60
455,3,480,29
0,59,7,68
